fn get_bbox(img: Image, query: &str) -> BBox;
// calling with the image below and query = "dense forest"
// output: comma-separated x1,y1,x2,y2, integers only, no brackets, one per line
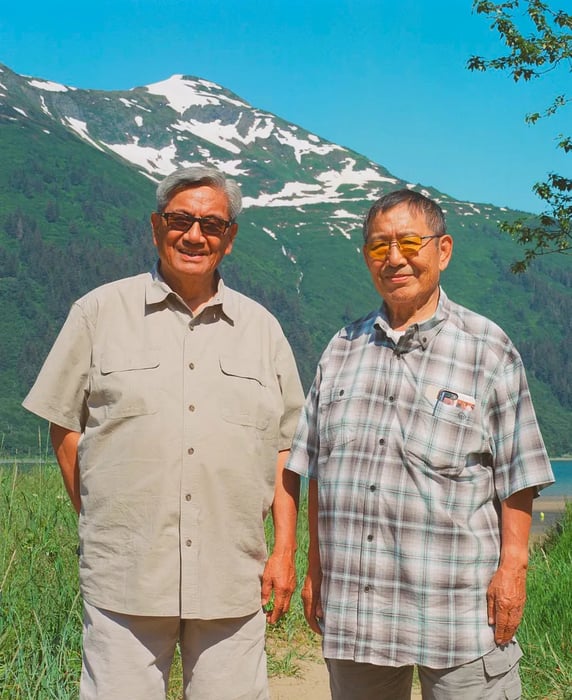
1,116,570,456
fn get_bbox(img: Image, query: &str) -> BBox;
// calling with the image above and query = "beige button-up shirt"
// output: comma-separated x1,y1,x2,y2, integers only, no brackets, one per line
23,269,304,619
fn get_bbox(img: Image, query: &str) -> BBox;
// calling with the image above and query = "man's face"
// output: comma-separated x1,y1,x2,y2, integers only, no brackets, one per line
363,202,452,327
150,185,237,290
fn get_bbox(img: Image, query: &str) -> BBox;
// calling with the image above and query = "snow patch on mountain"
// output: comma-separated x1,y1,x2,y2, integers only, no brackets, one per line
28,79,69,92
63,117,104,151
173,118,242,154
103,138,177,174
39,96,51,116
316,159,397,191
332,209,363,220
210,159,248,176
145,75,248,114
242,116,275,144
274,127,343,163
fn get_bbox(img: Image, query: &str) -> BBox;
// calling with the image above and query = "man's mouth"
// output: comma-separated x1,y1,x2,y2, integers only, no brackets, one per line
178,247,206,257
383,270,411,282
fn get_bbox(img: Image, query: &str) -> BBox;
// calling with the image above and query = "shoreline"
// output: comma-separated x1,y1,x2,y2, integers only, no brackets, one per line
531,494,569,538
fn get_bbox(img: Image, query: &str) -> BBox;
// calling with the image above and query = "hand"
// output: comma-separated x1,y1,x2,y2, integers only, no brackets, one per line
487,564,527,645
261,550,297,624
301,564,324,635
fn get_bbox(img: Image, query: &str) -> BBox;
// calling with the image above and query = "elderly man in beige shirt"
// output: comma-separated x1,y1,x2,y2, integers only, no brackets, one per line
23,166,304,700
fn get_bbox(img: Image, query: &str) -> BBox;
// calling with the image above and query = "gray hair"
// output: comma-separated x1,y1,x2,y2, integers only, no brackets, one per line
363,189,447,241
156,166,243,220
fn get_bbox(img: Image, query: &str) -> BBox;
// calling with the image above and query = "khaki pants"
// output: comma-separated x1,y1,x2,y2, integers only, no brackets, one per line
327,641,522,700
80,601,269,700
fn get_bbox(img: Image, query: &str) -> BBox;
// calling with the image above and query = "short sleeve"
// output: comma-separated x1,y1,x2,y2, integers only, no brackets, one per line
489,350,554,500
22,302,93,432
275,333,305,451
285,362,323,479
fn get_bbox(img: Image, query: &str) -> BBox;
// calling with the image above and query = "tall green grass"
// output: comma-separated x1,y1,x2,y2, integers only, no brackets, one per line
1,461,570,699
518,504,572,699
0,461,82,698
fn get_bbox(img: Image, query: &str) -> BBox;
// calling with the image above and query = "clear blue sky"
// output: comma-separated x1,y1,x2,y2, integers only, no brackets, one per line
1,0,569,213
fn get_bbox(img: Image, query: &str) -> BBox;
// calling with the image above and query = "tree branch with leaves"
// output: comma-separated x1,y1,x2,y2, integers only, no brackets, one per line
468,0,572,271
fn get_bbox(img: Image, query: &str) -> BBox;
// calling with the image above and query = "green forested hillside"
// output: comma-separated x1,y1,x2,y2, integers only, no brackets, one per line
1,115,570,456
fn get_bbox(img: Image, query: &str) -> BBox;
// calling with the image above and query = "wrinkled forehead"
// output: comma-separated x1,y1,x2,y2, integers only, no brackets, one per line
367,203,433,238
164,184,231,216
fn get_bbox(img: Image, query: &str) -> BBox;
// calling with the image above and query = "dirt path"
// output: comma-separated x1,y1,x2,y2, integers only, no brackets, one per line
269,658,422,699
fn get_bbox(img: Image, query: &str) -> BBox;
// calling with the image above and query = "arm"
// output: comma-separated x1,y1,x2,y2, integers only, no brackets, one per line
487,486,535,645
261,449,300,624
50,423,81,515
301,477,323,635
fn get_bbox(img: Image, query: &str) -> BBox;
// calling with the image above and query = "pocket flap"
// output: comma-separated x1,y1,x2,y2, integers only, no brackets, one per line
219,354,265,385
101,351,160,374
483,642,523,677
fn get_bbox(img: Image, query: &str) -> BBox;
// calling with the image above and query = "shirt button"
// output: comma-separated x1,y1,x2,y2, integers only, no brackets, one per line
388,395,395,402
187,447,194,455
364,585,371,592
379,438,385,446
185,539,192,547
370,485,376,492
185,493,192,501
339,389,345,396
189,405,196,412
189,362,195,370
367,534,373,541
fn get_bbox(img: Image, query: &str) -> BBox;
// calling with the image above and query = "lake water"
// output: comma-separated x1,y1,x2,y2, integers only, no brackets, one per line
544,459,572,498
2,459,571,491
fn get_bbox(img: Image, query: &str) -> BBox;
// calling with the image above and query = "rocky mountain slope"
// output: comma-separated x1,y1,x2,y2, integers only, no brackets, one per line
0,63,570,454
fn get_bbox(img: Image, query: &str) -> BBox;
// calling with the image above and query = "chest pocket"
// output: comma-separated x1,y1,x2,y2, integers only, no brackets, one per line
405,399,484,475
96,350,160,419
219,355,271,431
319,384,368,451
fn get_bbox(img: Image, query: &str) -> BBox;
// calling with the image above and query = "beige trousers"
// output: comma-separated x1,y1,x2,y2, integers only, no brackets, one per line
80,601,269,700
327,641,522,700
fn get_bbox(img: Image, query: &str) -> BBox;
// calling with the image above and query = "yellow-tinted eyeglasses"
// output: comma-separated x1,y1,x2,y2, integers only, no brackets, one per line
364,235,441,260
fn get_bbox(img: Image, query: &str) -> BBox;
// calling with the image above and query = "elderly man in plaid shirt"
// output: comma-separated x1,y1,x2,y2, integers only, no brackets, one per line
286,189,554,700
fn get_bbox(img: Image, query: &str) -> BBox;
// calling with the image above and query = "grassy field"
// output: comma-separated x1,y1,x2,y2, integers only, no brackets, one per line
1,461,570,699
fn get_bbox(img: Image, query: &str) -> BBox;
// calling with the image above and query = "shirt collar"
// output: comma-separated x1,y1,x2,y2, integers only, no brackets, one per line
145,263,235,324
373,288,449,352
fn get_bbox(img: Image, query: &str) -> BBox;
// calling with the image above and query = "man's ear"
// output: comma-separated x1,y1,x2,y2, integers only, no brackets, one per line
224,222,238,255
438,235,453,272
150,212,163,248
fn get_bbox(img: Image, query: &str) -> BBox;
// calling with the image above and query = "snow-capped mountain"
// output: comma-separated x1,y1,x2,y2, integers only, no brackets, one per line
0,64,500,220
1,61,570,456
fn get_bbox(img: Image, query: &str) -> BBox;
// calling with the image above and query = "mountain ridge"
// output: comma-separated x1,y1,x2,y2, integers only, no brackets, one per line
0,62,570,455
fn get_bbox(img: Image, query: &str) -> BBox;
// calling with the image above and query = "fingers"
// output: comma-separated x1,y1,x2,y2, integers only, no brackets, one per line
492,602,524,645
266,588,293,624
301,581,323,635
487,573,525,645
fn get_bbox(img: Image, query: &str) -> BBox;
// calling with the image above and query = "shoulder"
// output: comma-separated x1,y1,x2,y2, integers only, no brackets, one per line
443,295,520,362
74,273,150,312
320,309,378,360
224,285,285,331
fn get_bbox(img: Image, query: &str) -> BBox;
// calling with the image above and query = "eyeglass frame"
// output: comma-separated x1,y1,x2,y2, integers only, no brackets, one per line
157,211,235,236
363,234,442,260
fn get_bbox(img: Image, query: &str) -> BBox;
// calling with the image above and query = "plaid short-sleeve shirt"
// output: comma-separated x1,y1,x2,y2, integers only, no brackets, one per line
287,289,554,668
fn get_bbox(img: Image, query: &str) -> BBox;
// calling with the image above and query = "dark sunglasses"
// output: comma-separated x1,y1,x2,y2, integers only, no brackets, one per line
158,212,234,237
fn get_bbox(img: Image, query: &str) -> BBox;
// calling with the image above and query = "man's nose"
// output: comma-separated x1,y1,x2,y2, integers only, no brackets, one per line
182,221,203,242
386,240,406,264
